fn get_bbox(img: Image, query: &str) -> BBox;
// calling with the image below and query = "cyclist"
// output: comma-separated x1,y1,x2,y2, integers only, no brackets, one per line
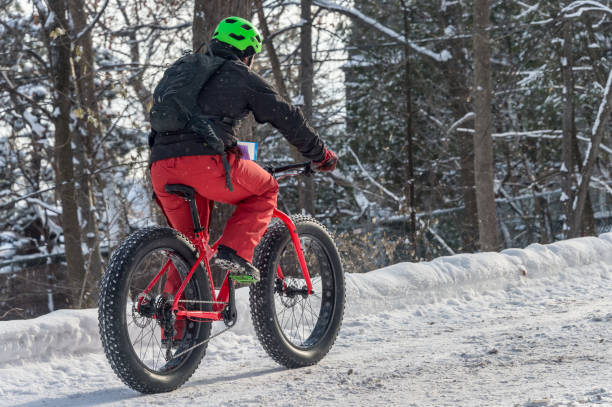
149,16,337,284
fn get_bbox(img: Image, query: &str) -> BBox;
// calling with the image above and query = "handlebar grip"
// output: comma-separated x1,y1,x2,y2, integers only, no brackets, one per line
267,162,312,175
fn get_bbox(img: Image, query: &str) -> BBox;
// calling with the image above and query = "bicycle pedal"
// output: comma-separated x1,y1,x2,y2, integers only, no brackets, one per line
229,274,258,284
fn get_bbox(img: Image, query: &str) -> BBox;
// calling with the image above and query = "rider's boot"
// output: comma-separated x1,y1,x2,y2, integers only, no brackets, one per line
214,245,260,283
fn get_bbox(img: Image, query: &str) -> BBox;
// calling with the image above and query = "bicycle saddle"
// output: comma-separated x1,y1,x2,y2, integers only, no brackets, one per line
165,184,196,200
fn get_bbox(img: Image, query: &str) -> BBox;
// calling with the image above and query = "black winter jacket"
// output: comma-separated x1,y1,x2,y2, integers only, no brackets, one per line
149,45,325,164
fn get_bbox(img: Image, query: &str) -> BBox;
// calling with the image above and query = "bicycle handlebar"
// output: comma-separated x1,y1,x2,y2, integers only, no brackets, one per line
266,162,313,176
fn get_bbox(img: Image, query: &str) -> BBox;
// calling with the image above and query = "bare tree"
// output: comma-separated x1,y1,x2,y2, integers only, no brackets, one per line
255,0,290,101
299,0,316,214
560,20,576,237
192,0,254,273
472,0,499,251
194,0,253,51
68,0,104,306
401,0,417,255
39,0,86,305
440,2,480,252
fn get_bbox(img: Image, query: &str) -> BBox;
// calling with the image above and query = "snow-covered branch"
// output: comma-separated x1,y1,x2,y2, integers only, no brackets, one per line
347,146,402,203
74,0,110,42
0,71,52,120
561,1,612,18
593,67,612,137
577,136,612,155
111,22,191,36
447,112,475,135
26,198,62,215
312,0,452,63
570,68,612,235
266,20,308,43
491,130,563,139
454,128,612,154
513,0,542,19
591,176,612,197
421,220,456,255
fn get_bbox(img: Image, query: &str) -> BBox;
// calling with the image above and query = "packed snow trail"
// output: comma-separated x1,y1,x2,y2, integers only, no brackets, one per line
1,234,612,406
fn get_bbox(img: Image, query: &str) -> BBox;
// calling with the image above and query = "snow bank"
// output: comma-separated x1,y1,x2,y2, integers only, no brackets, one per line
0,309,100,364
345,232,612,317
1,233,611,365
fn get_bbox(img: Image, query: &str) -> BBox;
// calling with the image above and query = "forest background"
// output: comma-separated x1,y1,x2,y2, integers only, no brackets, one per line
0,0,610,319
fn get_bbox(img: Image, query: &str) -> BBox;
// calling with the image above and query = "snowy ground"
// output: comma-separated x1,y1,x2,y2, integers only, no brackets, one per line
1,233,612,406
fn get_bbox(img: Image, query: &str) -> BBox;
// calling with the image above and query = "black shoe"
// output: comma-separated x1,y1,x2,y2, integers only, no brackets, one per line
214,245,260,283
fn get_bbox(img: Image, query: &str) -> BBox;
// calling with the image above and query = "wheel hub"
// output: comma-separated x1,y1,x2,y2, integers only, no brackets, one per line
275,278,311,307
153,293,176,337
132,293,153,328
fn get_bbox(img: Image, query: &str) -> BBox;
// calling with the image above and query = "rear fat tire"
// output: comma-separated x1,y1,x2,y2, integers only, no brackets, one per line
98,227,212,393
249,216,345,368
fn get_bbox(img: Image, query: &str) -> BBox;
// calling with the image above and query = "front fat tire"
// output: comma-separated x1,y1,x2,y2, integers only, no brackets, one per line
250,216,345,368
98,227,211,393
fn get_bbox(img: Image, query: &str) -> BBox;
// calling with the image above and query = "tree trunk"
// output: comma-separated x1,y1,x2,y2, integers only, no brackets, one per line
401,1,417,256
440,3,479,252
299,0,316,215
193,0,256,143
572,133,596,236
193,0,254,283
43,0,86,305
67,0,104,306
115,0,163,231
193,0,253,51
560,20,575,238
255,0,289,100
472,0,499,251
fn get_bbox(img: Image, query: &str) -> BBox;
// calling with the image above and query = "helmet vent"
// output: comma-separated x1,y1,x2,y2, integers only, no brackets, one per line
229,33,246,41
241,24,252,30
255,34,261,42
213,31,219,36
225,18,237,24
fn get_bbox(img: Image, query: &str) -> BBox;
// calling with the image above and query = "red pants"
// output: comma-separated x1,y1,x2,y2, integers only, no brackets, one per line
150,154,279,262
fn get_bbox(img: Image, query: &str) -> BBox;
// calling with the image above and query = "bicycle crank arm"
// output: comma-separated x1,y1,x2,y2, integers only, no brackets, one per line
222,279,238,327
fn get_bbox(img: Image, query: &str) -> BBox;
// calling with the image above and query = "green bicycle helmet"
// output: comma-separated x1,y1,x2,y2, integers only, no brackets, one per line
212,17,263,57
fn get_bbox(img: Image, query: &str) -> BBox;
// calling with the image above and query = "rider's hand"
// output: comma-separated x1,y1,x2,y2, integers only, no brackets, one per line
313,148,337,172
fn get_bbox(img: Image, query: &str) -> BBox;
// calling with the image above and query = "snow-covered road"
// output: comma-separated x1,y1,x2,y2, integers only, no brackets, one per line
2,234,612,406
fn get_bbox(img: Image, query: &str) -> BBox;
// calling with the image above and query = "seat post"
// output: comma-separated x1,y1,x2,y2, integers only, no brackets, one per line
187,198,204,235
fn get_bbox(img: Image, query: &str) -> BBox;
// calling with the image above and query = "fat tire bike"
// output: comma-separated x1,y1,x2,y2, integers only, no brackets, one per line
98,162,345,393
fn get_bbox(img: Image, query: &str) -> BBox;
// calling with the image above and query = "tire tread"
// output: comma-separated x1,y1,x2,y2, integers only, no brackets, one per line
98,227,209,393
249,216,345,368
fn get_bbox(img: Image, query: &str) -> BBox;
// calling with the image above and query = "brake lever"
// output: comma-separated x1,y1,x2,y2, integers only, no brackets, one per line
303,164,314,177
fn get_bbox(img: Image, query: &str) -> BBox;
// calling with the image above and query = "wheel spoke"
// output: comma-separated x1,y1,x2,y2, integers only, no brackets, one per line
121,246,210,374
299,300,306,344
291,237,328,340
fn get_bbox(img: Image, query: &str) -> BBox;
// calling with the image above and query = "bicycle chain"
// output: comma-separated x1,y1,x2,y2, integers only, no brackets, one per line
169,325,233,361
178,299,227,305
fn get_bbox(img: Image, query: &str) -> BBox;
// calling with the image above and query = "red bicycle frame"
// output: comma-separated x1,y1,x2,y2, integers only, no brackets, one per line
139,208,312,322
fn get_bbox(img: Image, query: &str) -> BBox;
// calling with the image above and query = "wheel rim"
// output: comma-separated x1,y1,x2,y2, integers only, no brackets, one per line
272,234,335,349
124,248,204,374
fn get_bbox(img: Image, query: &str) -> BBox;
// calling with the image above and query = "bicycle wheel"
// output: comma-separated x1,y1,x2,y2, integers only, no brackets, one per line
98,227,212,393
250,215,345,368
